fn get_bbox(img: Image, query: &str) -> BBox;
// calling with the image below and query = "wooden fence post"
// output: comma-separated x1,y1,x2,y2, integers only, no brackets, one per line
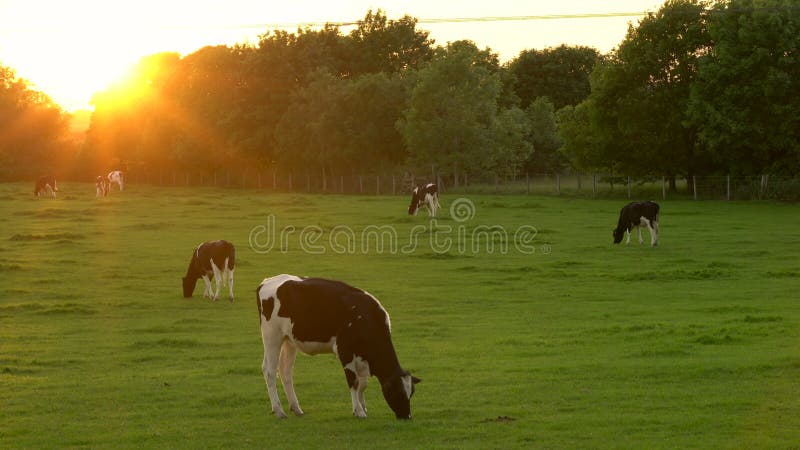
592,174,597,199
726,175,731,201
627,176,631,200
526,172,530,195
359,176,363,194
662,176,666,201
577,173,582,191
693,176,698,200
557,174,561,196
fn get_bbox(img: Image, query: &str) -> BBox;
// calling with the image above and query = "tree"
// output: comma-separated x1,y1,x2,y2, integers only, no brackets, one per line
274,70,347,173
346,9,434,76
523,97,561,172
507,45,602,110
585,0,712,186
557,102,606,172
0,65,69,180
399,41,503,179
688,0,800,174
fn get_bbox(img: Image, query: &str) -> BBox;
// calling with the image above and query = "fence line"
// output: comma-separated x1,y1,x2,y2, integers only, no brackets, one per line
123,170,800,201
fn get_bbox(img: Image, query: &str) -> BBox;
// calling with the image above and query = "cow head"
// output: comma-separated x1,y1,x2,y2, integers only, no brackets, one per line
613,228,625,244
381,371,421,419
408,188,419,215
182,275,197,297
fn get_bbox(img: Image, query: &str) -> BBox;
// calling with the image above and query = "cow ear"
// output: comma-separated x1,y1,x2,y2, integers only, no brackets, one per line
411,376,421,384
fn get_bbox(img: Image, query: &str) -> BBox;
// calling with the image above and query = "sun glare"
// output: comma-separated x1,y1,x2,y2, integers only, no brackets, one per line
0,0,258,112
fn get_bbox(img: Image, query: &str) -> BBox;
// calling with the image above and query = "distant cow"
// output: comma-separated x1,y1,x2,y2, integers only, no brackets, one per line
256,274,420,419
95,176,109,197
408,183,440,217
107,170,124,191
613,201,660,246
182,240,235,301
33,176,58,198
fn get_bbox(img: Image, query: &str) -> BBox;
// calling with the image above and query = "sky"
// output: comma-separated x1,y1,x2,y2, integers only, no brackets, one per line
0,0,664,112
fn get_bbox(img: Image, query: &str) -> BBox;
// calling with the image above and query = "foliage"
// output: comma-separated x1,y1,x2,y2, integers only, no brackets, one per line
400,41,530,178
507,45,602,110
688,0,800,174
585,0,712,179
345,9,434,76
0,65,70,179
556,102,604,172
523,97,561,172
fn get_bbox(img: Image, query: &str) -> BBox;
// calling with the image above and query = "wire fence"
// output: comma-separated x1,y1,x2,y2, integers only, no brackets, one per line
124,169,800,201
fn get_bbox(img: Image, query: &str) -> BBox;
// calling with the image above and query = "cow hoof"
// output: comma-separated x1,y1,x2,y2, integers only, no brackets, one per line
274,411,288,419
292,409,305,417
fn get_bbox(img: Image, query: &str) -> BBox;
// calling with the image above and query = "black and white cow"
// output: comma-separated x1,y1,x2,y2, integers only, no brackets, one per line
256,274,420,419
95,176,109,197
33,175,58,198
182,240,235,301
408,183,440,217
107,170,124,191
613,201,660,246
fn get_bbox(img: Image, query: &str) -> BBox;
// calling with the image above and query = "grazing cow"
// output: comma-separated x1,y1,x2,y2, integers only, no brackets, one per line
33,175,58,198
95,176,109,197
613,201,660,246
107,170,124,191
182,240,235,301
408,183,440,217
256,274,420,419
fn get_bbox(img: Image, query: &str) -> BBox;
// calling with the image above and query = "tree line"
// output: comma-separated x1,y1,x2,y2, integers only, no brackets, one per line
1,1,798,189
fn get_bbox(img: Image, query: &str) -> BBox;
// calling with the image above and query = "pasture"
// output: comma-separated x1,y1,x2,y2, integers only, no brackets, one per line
1,182,799,448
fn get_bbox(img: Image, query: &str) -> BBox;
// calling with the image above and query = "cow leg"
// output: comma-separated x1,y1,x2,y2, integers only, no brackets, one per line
625,229,631,245
201,275,212,299
279,341,304,416
340,354,370,418
210,261,222,301
637,226,643,244
652,220,659,246
227,268,235,302
639,218,652,246
343,365,367,418
356,370,369,415
646,220,657,246
261,335,287,418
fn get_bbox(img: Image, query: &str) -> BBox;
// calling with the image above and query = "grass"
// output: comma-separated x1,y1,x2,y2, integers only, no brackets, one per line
1,182,799,448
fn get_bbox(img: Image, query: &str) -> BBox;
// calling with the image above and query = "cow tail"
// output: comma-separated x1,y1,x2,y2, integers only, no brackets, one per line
228,245,236,271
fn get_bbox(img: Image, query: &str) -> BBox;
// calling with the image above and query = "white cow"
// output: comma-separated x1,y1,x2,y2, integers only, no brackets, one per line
108,170,124,191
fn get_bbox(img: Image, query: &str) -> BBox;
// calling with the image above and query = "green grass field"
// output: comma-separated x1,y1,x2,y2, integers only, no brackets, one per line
1,182,799,448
